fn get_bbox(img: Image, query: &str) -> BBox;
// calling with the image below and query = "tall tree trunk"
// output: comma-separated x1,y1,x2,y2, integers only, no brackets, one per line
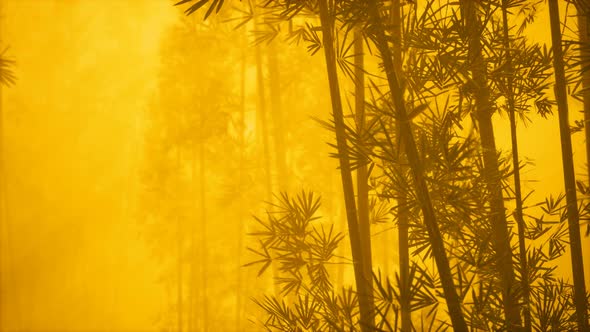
365,1,468,330
235,30,247,332
188,141,203,332
268,42,287,192
199,139,209,332
176,148,184,332
188,154,196,332
332,171,344,287
354,27,375,326
390,1,411,330
255,39,273,203
254,29,280,296
576,0,590,291
579,0,590,190
317,1,375,330
548,2,589,330
500,2,531,331
176,216,183,332
459,1,522,329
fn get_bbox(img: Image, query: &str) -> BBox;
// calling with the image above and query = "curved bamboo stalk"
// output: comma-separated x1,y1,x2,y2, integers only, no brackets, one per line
366,1,468,330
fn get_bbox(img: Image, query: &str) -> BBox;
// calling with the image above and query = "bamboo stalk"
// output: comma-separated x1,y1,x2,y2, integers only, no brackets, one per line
354,27,375,327
459,1,523,328
318,1,375,330
500,1,531,330
390,1,411,330
548,2,589,330
366,1,468,329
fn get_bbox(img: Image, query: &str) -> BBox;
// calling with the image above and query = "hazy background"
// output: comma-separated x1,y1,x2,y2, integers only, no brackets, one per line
1,1,177,330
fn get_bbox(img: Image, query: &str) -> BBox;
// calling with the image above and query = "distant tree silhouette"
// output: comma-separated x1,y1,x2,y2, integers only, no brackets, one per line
140,18,237,331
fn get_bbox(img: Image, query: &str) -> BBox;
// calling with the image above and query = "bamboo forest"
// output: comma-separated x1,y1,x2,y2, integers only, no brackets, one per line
3,0,590,331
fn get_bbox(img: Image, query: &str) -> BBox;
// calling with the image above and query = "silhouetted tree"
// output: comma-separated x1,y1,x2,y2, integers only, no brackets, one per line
362,0,469,329
548,1,589,329
140,17,237,331
318,1,375,329
170,1,590,331
458,1,522,328
389,1,410,330
353,24,375,329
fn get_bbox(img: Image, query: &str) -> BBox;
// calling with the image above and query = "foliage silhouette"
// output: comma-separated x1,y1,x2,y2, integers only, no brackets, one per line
170,0,590,330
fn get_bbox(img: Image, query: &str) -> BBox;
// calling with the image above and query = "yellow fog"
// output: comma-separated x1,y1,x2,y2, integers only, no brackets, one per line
1,1,177,330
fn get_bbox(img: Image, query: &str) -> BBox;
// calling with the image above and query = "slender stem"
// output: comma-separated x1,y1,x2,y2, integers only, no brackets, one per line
460,1,522,328
318,1,375,330
548,2,589,330
255,36,273,204
235,26,247,332
500,2,531,331
579,0,590,192
188,151,198,332
366,1,468,330
198,140,209,332
354,27,375,326
176,148,183,332
254,22,281,297
390,1,411,330
268,42,287,191
576,0,590,294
